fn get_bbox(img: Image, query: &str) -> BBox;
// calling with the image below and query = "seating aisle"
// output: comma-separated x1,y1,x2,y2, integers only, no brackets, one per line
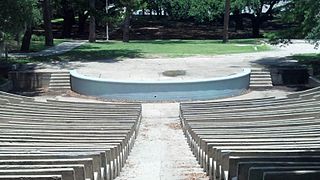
115,103,208,180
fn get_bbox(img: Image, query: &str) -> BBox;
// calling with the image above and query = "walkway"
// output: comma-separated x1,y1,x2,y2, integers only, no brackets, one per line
10,40,86,58
115,103,208,180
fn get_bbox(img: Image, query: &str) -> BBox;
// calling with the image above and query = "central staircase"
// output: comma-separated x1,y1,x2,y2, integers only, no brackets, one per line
48,71,71,92
250,68,273,89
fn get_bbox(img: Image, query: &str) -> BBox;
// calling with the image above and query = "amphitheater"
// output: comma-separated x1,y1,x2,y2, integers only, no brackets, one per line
1,42,320,180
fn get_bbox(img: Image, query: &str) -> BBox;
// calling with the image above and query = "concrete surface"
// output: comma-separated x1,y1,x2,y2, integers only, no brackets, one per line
114,103,208,180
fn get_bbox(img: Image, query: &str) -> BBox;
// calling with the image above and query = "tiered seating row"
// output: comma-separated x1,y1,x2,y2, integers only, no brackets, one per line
180,87,320,180
0,92,142,180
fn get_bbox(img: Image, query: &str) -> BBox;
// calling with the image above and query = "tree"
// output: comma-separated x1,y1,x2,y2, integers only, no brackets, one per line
43,0,54,46
89,0,96,42
271,0,320,45
61,0,76,38
0,0,41,52
223,0,231,42
118,0,145,42
240,0,285,37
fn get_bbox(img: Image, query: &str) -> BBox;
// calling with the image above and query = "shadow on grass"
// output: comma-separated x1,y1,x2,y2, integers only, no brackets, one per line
7,49,143,65
124,39,263,45
128,39,190,45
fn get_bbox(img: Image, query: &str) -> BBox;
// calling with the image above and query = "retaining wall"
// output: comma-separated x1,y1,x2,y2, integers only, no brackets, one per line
70,69,251,101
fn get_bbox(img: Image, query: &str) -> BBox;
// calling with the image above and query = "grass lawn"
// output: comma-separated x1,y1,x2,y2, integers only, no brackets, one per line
6,39,270,64
29,39,66,52
8,38,66,52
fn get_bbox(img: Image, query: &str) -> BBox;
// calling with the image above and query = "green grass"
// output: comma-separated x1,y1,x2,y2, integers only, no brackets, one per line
51,18,64,23
51,16,79,23
291,53,320,64
29,39,66,52
6,39,270,64
7,37,66,52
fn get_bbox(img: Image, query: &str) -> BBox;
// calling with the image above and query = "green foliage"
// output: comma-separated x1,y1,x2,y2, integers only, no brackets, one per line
163,0,191,20
0,0,41,36
189,0,224,22
271,0,320,45
163,0,224,21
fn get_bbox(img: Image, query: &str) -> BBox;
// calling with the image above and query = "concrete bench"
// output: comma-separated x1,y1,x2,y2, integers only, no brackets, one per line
237,161,320,180
0,142,125,179
0,153,105,180
0,91,141,180
0,164,85,180
0,168,75,180
0,174,62,180
181,98,313,110
286,86,320,98
180,88,320,180
182,100,319,113
248,166,320,180
224,155,320,180
0,91,34,102
263,170,320,180
0,159,93,180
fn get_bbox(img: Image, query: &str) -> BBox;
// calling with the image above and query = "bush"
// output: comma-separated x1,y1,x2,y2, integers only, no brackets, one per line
31,35,45,42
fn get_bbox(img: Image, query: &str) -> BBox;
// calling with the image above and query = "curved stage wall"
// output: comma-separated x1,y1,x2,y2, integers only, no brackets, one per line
70,69,251,101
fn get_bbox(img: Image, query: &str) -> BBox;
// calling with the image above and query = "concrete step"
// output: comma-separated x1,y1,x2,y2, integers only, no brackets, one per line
51,75,70,78
251,72,271,76
251,74,271,77
250,77,271,81
251,68,270,73
250,83,273,87
49,86,70,90
250,83,273,86
250,80,273,84
51,71,69,73
50,80,70,83
50,82,70,86
51,76,70,80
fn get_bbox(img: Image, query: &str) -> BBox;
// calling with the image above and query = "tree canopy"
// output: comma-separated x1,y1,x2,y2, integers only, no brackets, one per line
273,0,320,45
0,0,41,38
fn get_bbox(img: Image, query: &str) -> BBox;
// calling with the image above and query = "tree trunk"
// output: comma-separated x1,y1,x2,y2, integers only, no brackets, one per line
252,17,261,38
20,26,33,52
234,9,244,31
78,11,88,35
89,0,96,43
223,0,231,43
122,8,131,43
62,0,75,38
43,0,54,46
0,31,5,57
149,8,152,18
142,8,145,16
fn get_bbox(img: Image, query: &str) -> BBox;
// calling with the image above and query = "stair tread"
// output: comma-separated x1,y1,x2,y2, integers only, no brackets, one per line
250,84,273,87
250,78,272,80
49,82,70,84
49,86,70,89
